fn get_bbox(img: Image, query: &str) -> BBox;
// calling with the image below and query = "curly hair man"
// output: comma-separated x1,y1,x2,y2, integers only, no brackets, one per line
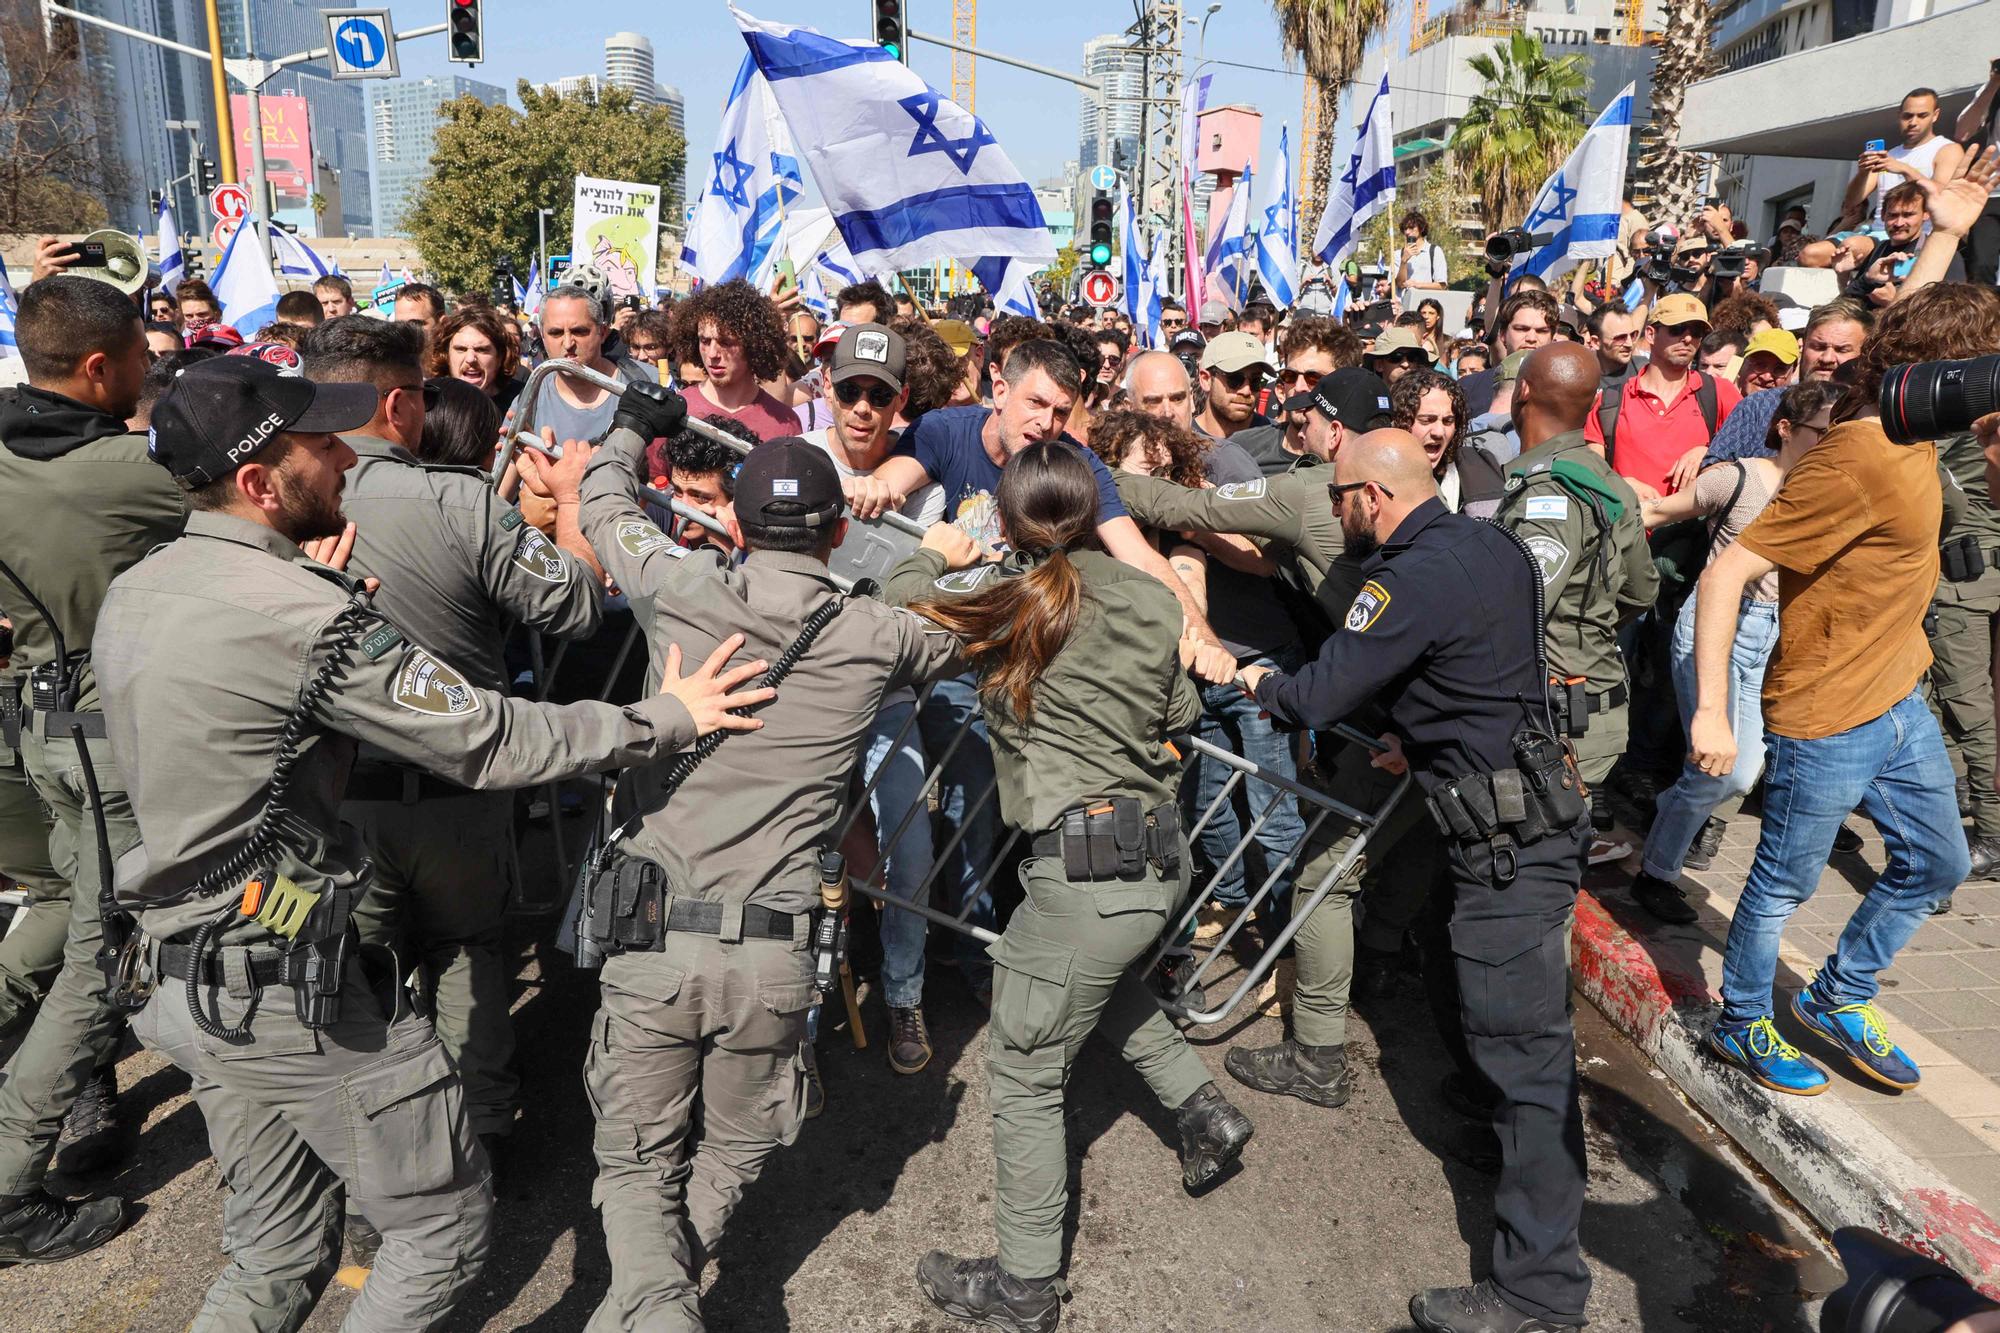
667,279,797,440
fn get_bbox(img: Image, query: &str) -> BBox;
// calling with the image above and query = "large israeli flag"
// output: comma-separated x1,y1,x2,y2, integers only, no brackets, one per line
682,53,805,287
156,198,184,295
1513,85,1635,284
1144,227,1169,347
734,7,1053,273
271,228,333,280
522,262,545,315
1313,70,1395,266
0,260,18,360
1207,163,1255,310
211,221,281,335
1117,188,1147,328
1254,126,1298,308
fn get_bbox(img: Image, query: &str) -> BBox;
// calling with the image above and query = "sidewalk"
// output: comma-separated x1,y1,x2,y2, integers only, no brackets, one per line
1573,796,2000,1292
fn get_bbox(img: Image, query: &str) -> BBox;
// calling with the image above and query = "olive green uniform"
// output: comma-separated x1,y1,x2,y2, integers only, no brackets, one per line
95,510,697,1333
1492,430,1658,785
0,672,65,1040
1930,434,2000,841
340,434,605,1136
0,396,184,1198
576,428,962,1332
885,544,1217,1281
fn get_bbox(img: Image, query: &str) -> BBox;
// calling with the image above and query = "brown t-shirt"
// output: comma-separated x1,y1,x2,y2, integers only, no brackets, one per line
1737,419,1939,740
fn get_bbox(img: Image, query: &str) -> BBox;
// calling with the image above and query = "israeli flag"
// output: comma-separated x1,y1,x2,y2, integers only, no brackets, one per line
378,260,393,286
815,239,865,289
1143,227,1169,347
682,53,804,287
1117,187,1147,328
211,221,280,335
271,229,333,280
156,198,184,295
1513,85,1635,284
0,260,18,360
1314,69,1395,266
522,263,545,315
734,7,1053,273
1207,163,1255,311
511,275,527,307
971,257,1040,319
1254,127,1298,308
799,263,832,319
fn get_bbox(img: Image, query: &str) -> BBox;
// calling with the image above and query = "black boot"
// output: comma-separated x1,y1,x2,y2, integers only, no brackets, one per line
1410,1279,1580,1332
1960,775,1974,820
0,1189,126,1265
56,1064,122,1175
1682,816,1726,872
1832,824,1864,855
1174,1082,1253,1192
916,1251,1064,1332
1351,945,1401,1002
1967,835,2000,882
1223,1038,1352,1108
1630,871,1698,925
344,1212,382,1268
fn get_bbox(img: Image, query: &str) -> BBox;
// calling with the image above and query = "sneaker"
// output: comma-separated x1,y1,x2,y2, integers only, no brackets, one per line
1224,1038,1351,1108
1587,834,1635,866
888,1005,932,1076
1832,824,1864,855
1707,1017,1829,1096
0,1189,126,1265
802,1042,825,1119
1193,903,1235,943
1683,817,1726,872
916,1251,1064,1333
56,1065,121,1176
1612,770,1663,834
1792,983,1920,1090
1630,871,1698,925
1933,894,1956,917
1967,835,2000,883
1410,1279,1580,1332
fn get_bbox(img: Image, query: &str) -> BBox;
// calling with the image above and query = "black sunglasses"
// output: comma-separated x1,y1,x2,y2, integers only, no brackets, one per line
833,380,897,409
1328,479,1393,505
1218,368,1268,391
390,382,441,410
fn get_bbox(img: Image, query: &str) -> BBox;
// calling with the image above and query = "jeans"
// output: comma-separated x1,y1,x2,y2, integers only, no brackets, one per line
862,675,998,1010
1718,689,1970,1026
1188,652,1307,910
1641,594,1780,880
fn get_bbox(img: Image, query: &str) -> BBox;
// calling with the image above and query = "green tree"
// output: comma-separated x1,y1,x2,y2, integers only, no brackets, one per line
1639,0,1715,222
1448,30,1588,234
1269,0,1392,223
1046,242,1082,297
0,16,120,233
406,81,685,293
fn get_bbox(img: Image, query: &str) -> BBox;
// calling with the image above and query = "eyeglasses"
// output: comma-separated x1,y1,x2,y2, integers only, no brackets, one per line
1217,368,1267,391
1328,479,1392,506
833,380,897,409
1280,368,1323,389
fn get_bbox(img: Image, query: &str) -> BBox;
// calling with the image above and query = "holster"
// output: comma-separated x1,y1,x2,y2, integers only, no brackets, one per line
581,849,667,956
282,927,350,1029
1051,798,1182,882
1423,727,1590,884
1547,679,1590,737
1942,534,1987,583
0,677,19,752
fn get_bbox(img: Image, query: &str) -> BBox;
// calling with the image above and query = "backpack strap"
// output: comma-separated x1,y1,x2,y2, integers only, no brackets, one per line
1595,388,1621,467
1693,371,1719,439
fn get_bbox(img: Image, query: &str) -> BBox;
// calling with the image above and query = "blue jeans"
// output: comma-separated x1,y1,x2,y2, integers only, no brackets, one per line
1718,688,1969,1026
1642,594,1780,879
862,675,998,1009
1188,652,1306,911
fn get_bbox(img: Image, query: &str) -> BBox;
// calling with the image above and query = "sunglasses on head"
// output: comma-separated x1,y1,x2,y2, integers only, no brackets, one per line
834,380,897,409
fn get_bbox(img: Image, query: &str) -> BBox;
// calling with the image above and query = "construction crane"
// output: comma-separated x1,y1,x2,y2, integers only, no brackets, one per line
1620,0,1646,45
952,0,975,109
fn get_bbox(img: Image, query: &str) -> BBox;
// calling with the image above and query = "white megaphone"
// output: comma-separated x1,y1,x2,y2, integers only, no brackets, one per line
72,230,152,296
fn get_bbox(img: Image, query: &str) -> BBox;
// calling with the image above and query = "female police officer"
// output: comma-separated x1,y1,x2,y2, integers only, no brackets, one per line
883,441,1252,1333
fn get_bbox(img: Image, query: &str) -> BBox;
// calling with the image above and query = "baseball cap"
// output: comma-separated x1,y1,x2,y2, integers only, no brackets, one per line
1650,293,1711,328
933,318,978,357
1776,218,1803,234
1199,331,1276,374
188,324,244,350
148,354,376,487
1672,234,1713,259
1367,326,1433,361
1168,329,1208,359
1556,304,1585,337
1741,328,1800,365
828,322,906,393
1495,349,1534,388
1281,367,1393,427
812,321,848,356
733,436,844,530
1198,299,1228,325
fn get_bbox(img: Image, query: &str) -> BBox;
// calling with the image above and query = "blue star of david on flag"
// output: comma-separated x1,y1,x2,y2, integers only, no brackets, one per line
899,90,996,174
1509,87,1636,283
1525,174,1577,233
711,140,755,209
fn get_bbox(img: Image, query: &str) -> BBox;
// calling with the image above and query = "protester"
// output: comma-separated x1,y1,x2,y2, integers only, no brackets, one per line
625,309,672,371
1585,301,1643,389
1195,333,1275,438
394,282,448,346
1586,294,1739,501
1397,211,1449,292
314,273,355,319
142,321,181,359
430,306,524,417
174,279,228,340
146,288,179,328
1365,326,1434,386
274,290,323,327
1841,86,1965,231
671,279,814,441
836,279,894,326
1705,299,1870,465
1460,289,1558,417
531,284,627,444
1853,180,1967,305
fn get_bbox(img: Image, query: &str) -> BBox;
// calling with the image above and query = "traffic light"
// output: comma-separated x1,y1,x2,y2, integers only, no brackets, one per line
872,0,905,62
448,0,484,64
1088,193,1114,270
196,157,218,194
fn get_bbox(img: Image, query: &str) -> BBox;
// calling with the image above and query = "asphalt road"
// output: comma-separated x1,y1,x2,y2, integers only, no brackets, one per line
0,900,1839,1333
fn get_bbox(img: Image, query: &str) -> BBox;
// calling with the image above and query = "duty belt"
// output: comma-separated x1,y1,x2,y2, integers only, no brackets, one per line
155,940,312,988
343,763,472,804
1029,797,1183,882
1548,680,1627,737
20,707,105,739
666,899,801,941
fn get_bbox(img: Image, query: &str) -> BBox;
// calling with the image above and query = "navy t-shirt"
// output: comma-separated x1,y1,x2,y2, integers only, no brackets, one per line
906,405,1126,551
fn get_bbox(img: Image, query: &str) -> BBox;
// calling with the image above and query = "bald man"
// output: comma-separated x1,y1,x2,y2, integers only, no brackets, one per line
1491,344,1658,861
1124,350,1199,432
1238,428,1593,1333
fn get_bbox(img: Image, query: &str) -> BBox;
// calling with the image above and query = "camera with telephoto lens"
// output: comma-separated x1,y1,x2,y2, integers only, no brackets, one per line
1820,1227,1998,1332
1707,244,1769,282
1484,228,1554,274
1880,355,2000,446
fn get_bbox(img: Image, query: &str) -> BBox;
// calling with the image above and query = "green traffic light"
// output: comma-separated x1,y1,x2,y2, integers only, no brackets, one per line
1089,242,1112,266
881,41,901,58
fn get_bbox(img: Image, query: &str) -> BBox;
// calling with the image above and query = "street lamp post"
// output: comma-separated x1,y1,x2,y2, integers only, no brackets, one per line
537,208,554,288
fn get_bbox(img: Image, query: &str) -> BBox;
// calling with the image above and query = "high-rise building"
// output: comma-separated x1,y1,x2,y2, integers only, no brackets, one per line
536,74,604,99
605,32,660,107
658,83,687,219
1078,34,1145,178
369,76,509,238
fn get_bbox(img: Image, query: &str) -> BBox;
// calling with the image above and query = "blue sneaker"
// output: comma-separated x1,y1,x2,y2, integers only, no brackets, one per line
1708,1017,1830,1096
1792,983,1920,1090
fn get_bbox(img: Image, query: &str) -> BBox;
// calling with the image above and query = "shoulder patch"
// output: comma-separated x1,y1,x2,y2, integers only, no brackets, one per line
1524,533,1572,588
1215,479,1267,501
391,648,481,717
1344,579,1392,633
360,623,405,662
1524,495,1570,521
614,519,686,559
934,564,999,593
498,507,525,531
510,526,570,583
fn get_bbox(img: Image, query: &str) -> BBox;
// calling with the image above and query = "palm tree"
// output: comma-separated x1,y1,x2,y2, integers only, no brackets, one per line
1448,30,1588,234
1269,0,1392,229
1639,0,1715,221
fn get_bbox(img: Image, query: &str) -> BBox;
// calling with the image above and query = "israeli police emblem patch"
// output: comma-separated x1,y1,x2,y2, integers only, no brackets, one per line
511,526,568,583
1525,534,1571,587
391,649,480,716
1215,479,1267,500
1345,580,1391,633
935,565,996,593
614,520,684,558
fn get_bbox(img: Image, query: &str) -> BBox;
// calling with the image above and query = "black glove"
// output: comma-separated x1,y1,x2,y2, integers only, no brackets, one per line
611,380,687,440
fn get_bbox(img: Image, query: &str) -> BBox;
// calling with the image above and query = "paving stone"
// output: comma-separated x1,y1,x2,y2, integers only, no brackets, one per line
1929,1027,2000,1079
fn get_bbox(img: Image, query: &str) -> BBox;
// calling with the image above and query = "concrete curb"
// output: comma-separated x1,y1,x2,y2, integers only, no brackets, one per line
1570,888,2000,1294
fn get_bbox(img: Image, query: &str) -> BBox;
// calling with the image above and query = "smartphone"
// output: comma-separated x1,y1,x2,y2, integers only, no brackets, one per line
773,255,796,295
54,241,107,267
1864,138,1886,154
1890,253,1917,281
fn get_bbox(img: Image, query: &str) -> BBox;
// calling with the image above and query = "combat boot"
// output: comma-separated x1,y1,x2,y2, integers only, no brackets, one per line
0,1189,126,1265
1174,1081,1253,1192
1966,834,2000,882
1223,1038,1351,1108
56,1063,122,1175
344,1213,382,1268
1410,1279,1580,1332
917,1251,1065,1332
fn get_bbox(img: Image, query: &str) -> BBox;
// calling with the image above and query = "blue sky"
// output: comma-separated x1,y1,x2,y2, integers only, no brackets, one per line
384,0,1409,204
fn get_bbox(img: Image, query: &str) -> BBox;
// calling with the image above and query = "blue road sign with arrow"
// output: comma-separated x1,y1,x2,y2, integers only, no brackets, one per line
323,9,400,80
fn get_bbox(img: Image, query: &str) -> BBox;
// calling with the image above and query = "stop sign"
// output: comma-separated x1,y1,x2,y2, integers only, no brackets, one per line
1081,271,1118,308
209,182,250,222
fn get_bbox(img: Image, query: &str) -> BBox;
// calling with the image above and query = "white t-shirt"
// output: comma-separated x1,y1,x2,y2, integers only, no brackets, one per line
1870,135,1952,226
1404,242,1447,286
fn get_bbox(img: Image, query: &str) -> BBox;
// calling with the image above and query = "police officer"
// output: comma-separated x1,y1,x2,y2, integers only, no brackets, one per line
547,389,966,1331
1930,427,2000,884
886,442,1254,1333
93,356,768,1331
1240,430,1591,1333
299,317,605,1179
0,643,66,1044
1491,343,1658,850
0,275,183,1261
